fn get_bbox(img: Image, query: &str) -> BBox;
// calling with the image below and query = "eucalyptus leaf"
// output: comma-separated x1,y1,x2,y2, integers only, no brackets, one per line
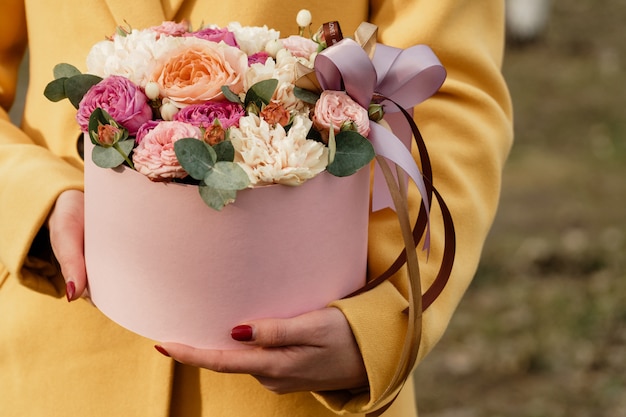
213,140,235,162
293,86,320,104
203,161,250,190
116,139,135,157
53,63,82,79
92,145,127,168
221,86,243,105
44,78,68,102
198,184,238,211
65,74,103,109
326,131,375,177
174,138,216,181
245,79,278,108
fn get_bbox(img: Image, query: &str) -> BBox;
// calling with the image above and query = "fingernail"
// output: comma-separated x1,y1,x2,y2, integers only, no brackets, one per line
66,281,76,302
154,345,170,357
231,325,253,342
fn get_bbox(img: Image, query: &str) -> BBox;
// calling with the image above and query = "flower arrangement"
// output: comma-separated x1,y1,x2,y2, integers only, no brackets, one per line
45,11,380,210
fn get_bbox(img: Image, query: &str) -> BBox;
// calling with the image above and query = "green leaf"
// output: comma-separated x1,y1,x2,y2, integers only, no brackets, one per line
92,145,126,168
203,161,250,190
245,79,278,108
116,139,135,156
198,183,238,211
44,78,69,102
213,140,235,162
65,74,103,109
326,131,375,177
53,63,82,79
88,107,112,142
294,86,320,104
174,138,216,181
221,86,243,105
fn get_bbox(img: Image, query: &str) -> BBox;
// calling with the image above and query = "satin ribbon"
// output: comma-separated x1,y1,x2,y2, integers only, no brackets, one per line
314,36,446,213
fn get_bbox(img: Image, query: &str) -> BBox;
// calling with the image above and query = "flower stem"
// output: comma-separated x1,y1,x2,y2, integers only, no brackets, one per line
113,143,135,170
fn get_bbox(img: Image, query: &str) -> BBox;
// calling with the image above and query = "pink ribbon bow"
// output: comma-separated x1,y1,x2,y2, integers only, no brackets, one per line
314,38,446,213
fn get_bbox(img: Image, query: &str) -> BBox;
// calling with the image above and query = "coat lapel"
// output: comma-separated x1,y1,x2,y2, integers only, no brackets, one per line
103,0,186,27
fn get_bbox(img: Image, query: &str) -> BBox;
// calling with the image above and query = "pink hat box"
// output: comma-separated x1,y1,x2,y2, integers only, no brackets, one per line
83,139,370,349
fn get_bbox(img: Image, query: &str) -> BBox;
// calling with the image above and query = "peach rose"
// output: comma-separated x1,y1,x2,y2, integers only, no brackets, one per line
151,37,248,106
132,121,202,181
312,90,371,141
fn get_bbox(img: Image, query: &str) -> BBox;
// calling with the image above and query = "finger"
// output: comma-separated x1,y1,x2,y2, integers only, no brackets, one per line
156,342,287,376
239,308,341,348
48,190,87,300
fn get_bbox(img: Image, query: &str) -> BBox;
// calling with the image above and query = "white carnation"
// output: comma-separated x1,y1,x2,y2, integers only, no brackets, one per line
86,29,182,87
227,22,280,55
230,114,328,186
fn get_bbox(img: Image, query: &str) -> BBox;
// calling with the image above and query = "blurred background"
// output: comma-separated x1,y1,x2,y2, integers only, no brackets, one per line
415,0,626,416
8,0,625,415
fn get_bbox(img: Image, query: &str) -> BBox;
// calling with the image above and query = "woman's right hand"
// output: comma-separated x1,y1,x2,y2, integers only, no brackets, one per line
48,189,87,301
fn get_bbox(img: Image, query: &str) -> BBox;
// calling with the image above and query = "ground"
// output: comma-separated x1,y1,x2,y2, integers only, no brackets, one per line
414,1,626,416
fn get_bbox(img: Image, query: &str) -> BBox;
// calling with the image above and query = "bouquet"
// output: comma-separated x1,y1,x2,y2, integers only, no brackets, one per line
44,11,451,350
46,10,379,210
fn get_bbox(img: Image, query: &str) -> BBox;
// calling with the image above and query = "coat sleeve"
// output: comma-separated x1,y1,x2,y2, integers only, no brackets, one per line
0,0,84,297
313,0,513,413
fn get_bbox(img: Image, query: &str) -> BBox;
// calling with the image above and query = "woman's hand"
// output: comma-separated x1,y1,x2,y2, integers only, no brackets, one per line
48,189,87,301
157,307,369,394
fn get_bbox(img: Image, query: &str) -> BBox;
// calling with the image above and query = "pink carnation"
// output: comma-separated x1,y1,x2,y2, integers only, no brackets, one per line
187,27,238,47
174,102,244,129
76,75,153,135
132,121,202,181
248,51,270,65
151,21,191,37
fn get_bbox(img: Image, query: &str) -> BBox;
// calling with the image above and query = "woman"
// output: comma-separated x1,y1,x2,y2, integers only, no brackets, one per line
0,1,512,416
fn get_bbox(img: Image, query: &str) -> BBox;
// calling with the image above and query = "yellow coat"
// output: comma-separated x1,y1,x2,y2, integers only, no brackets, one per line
0,0,512,416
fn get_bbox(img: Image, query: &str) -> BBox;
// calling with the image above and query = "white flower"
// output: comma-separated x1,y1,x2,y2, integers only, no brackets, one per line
86,29,183,87
230,114,328,186
227,22,280,55
296,9,313,28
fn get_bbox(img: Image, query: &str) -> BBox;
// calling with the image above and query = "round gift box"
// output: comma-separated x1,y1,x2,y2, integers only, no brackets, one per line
84,140,370,349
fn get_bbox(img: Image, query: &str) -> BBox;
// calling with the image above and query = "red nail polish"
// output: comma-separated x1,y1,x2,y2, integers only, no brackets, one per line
154,345,170,357
66,281,76,302
231,325,253,342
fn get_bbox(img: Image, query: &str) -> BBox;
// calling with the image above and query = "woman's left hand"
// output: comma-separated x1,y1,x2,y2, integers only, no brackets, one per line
157,307,368,394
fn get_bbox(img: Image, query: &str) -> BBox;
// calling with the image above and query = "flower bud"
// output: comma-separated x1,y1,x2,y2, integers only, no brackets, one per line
368,103,385,122
296,9,312,28
160,99,179,121
264,39,284,58
94,123,125,147
144,81,161,100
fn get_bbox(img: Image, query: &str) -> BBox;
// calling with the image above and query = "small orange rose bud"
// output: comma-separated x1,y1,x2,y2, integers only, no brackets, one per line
260,102,290,127
96,123,123,146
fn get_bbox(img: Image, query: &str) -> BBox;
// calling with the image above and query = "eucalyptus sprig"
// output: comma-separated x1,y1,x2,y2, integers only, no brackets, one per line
174,138,250,210
44,63,102,109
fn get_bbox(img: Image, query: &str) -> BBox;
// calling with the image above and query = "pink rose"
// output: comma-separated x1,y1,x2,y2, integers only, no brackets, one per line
135,120,161,145
312,90,371,141
151,38,248,106
281,35,318,58
132,121,202,181
187,27,238,47
76,75,153,135
150,21,191,37
174,101,245,130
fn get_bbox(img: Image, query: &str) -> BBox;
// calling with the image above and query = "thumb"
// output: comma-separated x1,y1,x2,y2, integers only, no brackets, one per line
48,190,87,301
